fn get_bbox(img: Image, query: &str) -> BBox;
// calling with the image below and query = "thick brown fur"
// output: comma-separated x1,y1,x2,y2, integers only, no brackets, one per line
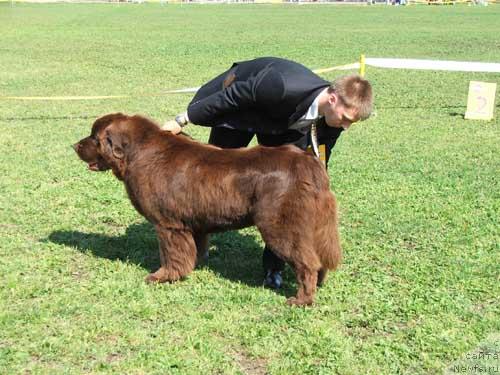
73,113,342,306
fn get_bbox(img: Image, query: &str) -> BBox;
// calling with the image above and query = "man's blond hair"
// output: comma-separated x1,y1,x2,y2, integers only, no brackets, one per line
329,74,373,121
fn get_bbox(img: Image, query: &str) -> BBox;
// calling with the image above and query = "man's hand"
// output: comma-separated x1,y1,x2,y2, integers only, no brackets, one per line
161,120,182,135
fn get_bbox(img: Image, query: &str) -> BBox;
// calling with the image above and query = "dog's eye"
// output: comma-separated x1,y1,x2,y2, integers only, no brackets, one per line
107,137,113,146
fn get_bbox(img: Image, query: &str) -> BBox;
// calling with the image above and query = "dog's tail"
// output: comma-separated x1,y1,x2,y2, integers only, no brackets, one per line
315,191,342,270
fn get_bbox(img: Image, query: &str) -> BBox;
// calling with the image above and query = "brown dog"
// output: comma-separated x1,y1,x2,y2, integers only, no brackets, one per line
73,113,341,305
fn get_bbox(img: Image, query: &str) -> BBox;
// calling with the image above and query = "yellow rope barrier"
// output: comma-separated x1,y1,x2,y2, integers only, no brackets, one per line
312,62,360,75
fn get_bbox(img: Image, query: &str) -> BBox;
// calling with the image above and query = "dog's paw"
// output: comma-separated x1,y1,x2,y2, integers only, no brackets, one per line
286,297,314,307
145,273,160,284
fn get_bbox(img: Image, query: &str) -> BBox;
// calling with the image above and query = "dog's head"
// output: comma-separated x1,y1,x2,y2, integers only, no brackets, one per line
74,113,160,179
73,113,119,172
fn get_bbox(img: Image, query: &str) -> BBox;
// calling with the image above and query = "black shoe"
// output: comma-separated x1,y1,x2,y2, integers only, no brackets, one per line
263,270,283,289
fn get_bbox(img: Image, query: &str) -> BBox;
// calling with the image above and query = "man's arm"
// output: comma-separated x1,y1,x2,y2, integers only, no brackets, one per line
163,66,286,133
187,80,255,126
187,66,285,126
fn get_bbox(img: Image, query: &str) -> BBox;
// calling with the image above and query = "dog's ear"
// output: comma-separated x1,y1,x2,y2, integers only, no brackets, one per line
105,124,127,160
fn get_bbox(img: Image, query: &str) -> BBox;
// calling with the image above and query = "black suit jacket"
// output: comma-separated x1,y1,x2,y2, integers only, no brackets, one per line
187,57,331,134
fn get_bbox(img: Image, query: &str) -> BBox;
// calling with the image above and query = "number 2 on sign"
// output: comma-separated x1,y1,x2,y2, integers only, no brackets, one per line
476,96,487,113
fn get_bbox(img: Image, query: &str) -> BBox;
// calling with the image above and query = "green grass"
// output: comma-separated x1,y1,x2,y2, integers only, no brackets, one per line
1,3,499,374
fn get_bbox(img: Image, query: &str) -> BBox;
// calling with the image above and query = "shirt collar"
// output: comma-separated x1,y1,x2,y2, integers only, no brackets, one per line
301,88,327,120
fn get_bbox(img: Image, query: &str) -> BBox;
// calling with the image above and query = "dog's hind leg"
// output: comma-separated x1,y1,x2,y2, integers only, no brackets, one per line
286,262,318,306
145,225,197,283
262,232,320,306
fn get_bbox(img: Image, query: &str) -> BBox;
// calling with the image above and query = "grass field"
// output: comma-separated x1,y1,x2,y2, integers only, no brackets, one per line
1,3,499,374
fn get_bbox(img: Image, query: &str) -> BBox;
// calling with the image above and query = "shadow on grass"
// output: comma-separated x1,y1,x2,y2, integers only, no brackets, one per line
47,222,296,296
449,112,465,118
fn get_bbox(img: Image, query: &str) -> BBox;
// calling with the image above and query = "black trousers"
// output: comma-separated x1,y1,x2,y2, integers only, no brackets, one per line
208,126,331,274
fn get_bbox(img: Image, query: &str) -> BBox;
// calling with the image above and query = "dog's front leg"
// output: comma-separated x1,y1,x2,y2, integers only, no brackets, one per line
145,225,197,283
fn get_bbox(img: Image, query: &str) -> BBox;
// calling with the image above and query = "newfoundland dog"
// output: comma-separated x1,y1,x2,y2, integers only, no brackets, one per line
73,113,341,305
